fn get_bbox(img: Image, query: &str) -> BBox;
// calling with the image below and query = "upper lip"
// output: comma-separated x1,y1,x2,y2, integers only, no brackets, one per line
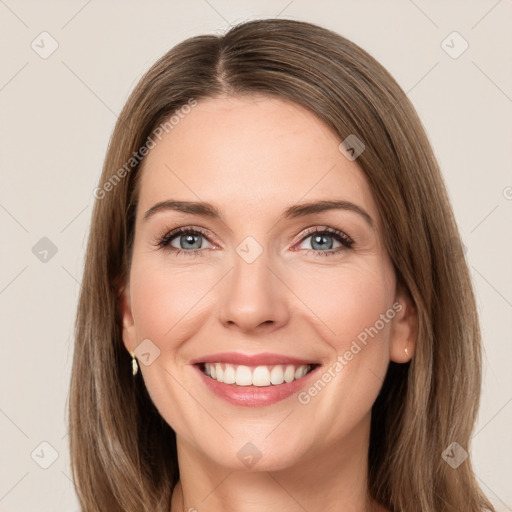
190,352,319,367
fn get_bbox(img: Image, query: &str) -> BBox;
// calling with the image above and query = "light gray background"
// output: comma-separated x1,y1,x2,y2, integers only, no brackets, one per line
1,1,511,511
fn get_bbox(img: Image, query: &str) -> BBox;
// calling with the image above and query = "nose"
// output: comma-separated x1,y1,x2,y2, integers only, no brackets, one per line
218,246,290,334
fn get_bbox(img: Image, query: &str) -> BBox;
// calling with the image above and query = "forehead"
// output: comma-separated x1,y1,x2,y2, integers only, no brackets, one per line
136,94,378,225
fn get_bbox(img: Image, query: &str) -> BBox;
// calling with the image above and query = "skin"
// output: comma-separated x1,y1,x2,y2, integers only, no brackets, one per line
120,94,417,512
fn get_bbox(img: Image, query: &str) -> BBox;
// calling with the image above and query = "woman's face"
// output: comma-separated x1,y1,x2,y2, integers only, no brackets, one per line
121,94,415,471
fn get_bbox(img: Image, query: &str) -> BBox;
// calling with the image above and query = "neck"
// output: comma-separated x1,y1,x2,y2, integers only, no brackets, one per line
170,414,385,512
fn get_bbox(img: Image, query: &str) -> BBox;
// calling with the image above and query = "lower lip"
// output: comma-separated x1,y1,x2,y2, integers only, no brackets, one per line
194,364,320,407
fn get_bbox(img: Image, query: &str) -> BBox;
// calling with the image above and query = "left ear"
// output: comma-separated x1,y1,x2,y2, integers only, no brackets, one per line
389,283,417,363
117,280,137,354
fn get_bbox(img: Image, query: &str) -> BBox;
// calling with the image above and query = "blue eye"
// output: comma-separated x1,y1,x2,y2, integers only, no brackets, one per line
156,227,212,257
295,227,354,257
154,226,354,258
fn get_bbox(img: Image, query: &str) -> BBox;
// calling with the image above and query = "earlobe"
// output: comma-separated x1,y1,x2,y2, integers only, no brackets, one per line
389,285,417,364
118,283,137,351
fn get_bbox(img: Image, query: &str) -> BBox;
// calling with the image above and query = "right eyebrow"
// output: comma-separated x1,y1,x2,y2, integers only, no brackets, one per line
143,200,220,222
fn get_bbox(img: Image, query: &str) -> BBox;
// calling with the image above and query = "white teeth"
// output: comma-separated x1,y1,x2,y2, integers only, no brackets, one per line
235,365,253,386
215,363,223,381
284,365,295,383
202,363,313,387
223,365,236,384
270,365,285,385
295,365,308,379
252,366,270,387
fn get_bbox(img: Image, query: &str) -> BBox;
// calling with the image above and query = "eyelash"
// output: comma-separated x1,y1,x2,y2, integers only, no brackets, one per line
153,226,354,258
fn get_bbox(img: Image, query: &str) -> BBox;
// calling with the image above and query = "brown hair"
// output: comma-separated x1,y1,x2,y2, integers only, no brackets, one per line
68,18,494,511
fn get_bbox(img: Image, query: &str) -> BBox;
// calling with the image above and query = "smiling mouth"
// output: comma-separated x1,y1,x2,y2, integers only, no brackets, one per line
197,362,319,387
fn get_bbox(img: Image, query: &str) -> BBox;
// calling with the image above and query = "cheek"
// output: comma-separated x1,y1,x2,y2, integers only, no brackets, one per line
129,255,218,343
127,257,216,431
289,260,395,351
288,260,395,411
283,262,396,440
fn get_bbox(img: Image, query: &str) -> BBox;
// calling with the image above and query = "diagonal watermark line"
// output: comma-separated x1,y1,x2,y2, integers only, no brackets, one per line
266,473,310,511
0,203,29,233
201,471,234,502
164,267,234,337
472,0,503,30
265,265,336,336
164,163,203,201
61,61,119,117
472,395,512,440
61,265,82,287
61,470,74,484
162,366,234,438
382,62,439,118
0,62,29,92
264,410,294,439
0,472,29,502
407,0,439,28
0,0,29,28
266,162,337,235
61,0,93,29
471,266,512,308
430,488,454,510
0,265,28,295
0,408,29,438
368,367,385,384
164,163,237,238
60,204,89,233
470,204,499,233
60,265,93,303
405,61,439,96
472,61,512,104
202,0,232,27
276,0,295,17
475,473,512,512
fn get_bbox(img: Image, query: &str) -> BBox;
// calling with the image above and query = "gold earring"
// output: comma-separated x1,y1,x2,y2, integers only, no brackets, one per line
129,351,138,376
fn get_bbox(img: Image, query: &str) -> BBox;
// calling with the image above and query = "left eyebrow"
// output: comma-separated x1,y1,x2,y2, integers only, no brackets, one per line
143,199,374,228
282,200,374,228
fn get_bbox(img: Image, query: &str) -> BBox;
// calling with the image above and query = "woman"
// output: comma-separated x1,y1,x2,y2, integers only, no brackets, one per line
68,18,495,512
